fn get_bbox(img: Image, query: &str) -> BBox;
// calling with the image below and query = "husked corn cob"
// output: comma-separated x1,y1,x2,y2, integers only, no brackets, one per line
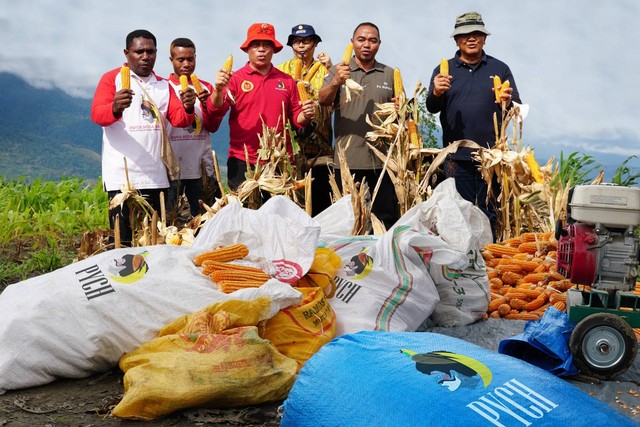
549,292,567,304
216,280,266,293
292,58,303,80
222,54,233,72
190,73,203,93
439,58,449,77
297,81,310,102
211,269,270,284
501,271,523,285
488,296,507,312
552,301,567,311
304,61,323,82
498,258,540,272
407,120,419,147
194,243,249,266
497,304,511,316
504,312,540,321
342,43,353,64
493,75,503,103
180,74,189,92
202,261,266,276
121,65,130,90
518,241,543,255
524,294,549,311
523,273,550,284
393,68,405,98
485,243,520,257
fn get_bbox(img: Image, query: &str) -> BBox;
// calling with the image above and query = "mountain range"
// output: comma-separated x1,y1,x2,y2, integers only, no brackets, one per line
0,72,228,183
0,72,636,184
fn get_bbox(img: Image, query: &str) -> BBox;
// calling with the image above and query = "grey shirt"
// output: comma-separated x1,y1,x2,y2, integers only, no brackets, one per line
323,59,395,170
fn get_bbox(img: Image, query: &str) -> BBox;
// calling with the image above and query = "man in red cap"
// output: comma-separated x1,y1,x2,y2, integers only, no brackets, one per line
210,23,316,190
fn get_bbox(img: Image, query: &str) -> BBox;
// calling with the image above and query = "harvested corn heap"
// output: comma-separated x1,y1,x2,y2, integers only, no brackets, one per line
483,232,575,320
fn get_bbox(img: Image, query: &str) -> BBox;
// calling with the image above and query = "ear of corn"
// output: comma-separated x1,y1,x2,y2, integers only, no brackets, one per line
210,269,270,284
525,152,543,184
439,58,449,77
297,81,310,102
342,43,353,64
190,73,203,93
222,54,233,72
120,65,130,90
180,75,189,92
493,75,502,103
292,58,302,80
407,120,419,147
303,61,322,82
393,68,404,98
193,243,249,266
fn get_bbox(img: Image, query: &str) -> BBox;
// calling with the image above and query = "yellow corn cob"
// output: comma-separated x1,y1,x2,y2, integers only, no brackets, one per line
518,241,545,255
488,296,507,312
180,74,189,92
222,54,233,72
121,65,130,90
504,312,540,321
523,273,550,284
407,120,419,147
297,81,310,102
501,271,523,285
216,280,266,293
190,73,203,93
508,298,527,311
493,75,502,103
495,264,523,274
552,301,567,312
292,58,302,80
202,260,264,273
525,152,543,183
342,43,353,64
497,303,511,316
304,61,323,82
498,258,540,273
193,243,249,266
549,292,567,304
210,269,270,284
524,294,549,311
484,243,520,257
393,68,404,98
439,58,449,77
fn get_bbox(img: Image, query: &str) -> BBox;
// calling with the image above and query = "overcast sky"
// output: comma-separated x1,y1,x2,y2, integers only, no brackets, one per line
1,0,638,168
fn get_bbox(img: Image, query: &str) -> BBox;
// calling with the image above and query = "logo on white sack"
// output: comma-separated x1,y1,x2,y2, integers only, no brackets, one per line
272,259,303,283
109,250,150,284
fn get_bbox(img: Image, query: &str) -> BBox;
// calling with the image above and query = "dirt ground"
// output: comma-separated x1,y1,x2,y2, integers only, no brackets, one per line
0,369,281,426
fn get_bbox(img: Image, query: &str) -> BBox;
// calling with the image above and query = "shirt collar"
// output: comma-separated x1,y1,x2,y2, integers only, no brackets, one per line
453,50,487,68
350,58,384,73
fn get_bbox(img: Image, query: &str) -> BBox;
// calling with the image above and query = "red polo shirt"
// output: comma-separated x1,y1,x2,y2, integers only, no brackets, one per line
209,62,304,164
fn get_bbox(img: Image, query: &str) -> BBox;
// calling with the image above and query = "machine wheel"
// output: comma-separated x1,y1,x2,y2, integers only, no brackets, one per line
569,313,638,380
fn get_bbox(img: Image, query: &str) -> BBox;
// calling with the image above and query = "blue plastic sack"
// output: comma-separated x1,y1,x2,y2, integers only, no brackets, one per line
281,331,634,427
498,307,578,377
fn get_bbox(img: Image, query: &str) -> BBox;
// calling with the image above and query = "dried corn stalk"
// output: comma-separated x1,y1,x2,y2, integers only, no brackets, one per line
235,120,308,209
472,106,556,241
363,81,436,215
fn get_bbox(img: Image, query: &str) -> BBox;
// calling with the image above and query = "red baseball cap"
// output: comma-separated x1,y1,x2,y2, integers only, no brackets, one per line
240,23,283,53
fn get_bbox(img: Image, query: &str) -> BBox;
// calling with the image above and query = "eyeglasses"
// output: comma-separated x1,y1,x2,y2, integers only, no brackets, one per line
292,38,314,46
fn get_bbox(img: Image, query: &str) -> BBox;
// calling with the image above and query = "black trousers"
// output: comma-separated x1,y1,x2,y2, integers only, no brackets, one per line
107,188,166,247
336,168,399,230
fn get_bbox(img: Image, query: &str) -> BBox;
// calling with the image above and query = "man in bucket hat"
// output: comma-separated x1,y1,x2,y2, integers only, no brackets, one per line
210,23,316,190
277,24,333,216
426,11,522,240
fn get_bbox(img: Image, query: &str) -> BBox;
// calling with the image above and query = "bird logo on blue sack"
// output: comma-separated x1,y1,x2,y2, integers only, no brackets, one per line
109,250,150,284
401,349,493,392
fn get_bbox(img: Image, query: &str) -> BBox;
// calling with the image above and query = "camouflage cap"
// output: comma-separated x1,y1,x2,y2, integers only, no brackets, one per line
451,11,491,37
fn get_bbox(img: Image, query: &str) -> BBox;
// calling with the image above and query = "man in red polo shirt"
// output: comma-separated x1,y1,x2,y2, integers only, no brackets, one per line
210,23,316,190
